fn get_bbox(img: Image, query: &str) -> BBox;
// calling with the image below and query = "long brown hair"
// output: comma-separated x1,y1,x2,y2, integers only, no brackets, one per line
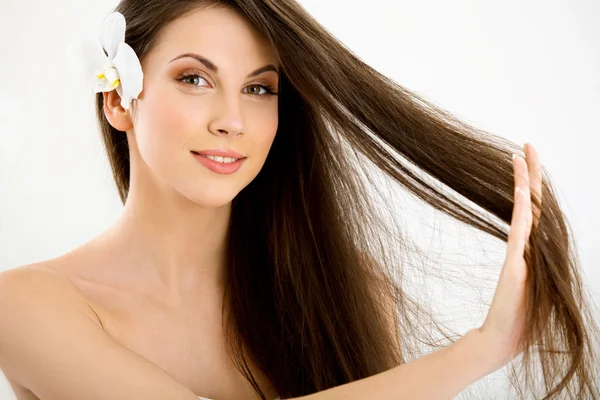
95,1,600,398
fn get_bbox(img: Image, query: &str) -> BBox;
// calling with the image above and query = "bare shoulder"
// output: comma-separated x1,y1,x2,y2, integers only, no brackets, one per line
0,264,103,328
0,264,101,399
0,263,199,400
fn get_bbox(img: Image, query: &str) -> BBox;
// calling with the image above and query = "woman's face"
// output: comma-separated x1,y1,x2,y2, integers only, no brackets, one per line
125,6,280,207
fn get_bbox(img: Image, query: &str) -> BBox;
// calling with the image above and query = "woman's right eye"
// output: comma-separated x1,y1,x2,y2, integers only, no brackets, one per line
177,73,209,89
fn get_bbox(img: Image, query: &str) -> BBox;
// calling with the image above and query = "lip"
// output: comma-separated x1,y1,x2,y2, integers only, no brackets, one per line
192,152,246,174
191,148,246,159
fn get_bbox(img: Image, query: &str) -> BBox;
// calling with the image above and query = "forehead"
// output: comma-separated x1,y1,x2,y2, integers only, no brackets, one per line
149,6,279,71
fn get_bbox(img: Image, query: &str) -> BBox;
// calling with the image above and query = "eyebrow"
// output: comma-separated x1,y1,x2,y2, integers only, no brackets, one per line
169,53,279,78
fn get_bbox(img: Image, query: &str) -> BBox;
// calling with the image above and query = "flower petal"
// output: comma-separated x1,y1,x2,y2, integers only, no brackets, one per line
99,12,126,60
112,42,144,107
66,38,110,89
116,85,133,110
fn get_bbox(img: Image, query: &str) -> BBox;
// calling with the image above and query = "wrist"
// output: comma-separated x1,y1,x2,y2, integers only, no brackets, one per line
463,328,507,376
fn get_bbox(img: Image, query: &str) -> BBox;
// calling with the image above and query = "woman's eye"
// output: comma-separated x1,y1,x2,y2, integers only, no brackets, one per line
178,74,208,87
245,85,267,95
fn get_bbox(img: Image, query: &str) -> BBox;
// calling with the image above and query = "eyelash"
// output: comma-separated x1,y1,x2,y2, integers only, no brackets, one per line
176,72,279,97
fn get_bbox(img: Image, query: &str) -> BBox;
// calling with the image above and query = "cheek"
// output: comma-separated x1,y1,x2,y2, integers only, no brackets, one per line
247,104,278,153
136,87,201,160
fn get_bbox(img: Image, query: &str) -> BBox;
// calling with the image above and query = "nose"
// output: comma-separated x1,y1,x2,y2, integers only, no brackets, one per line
208,93,244,137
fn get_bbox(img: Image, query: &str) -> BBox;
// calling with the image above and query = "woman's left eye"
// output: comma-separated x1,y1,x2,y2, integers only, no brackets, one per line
244,85,270,96
176,73,278,97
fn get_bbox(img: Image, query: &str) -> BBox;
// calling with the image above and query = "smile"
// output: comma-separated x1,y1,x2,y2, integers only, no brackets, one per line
191,151,246,174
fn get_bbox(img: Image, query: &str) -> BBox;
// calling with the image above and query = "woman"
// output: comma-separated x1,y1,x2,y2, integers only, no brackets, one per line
0,0,598,399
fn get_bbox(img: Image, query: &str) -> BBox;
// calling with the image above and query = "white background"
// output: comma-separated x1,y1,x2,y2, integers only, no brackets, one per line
1,0,598,398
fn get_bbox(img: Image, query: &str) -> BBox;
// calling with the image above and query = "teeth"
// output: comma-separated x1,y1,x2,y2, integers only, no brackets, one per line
204,155,238,163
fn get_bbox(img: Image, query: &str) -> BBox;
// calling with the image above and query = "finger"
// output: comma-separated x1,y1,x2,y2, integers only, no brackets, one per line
507,154,532,261
516,152,533,241
524,143,543,229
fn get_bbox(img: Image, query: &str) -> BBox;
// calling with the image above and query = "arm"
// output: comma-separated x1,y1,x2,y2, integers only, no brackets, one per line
0,267,201,400
295,329,497,400
300,253,497,400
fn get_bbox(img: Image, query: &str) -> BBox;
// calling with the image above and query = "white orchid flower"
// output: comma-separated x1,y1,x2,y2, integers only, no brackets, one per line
67,12,143,110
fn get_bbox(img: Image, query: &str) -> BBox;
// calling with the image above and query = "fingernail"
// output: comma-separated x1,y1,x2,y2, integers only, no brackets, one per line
512,153,516,160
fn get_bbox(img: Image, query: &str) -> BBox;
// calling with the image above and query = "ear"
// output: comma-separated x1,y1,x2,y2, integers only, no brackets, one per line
102,90,133,132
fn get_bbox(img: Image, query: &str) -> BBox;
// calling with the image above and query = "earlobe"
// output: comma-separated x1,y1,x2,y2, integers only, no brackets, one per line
103,90,133,132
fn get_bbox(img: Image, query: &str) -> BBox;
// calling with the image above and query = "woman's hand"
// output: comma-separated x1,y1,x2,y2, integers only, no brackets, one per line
477,142,543,370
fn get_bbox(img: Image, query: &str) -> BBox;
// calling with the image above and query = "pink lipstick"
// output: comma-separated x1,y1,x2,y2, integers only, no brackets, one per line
191,150,246,174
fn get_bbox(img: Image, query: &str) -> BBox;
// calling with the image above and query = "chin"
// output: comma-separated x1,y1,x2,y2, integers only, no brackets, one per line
182,185,242,209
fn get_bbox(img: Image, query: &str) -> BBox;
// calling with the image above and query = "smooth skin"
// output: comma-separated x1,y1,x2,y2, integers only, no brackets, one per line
0,143,543,400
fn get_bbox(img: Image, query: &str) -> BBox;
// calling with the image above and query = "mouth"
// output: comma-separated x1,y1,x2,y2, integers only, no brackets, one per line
191,151,247,174
191,151,247,162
